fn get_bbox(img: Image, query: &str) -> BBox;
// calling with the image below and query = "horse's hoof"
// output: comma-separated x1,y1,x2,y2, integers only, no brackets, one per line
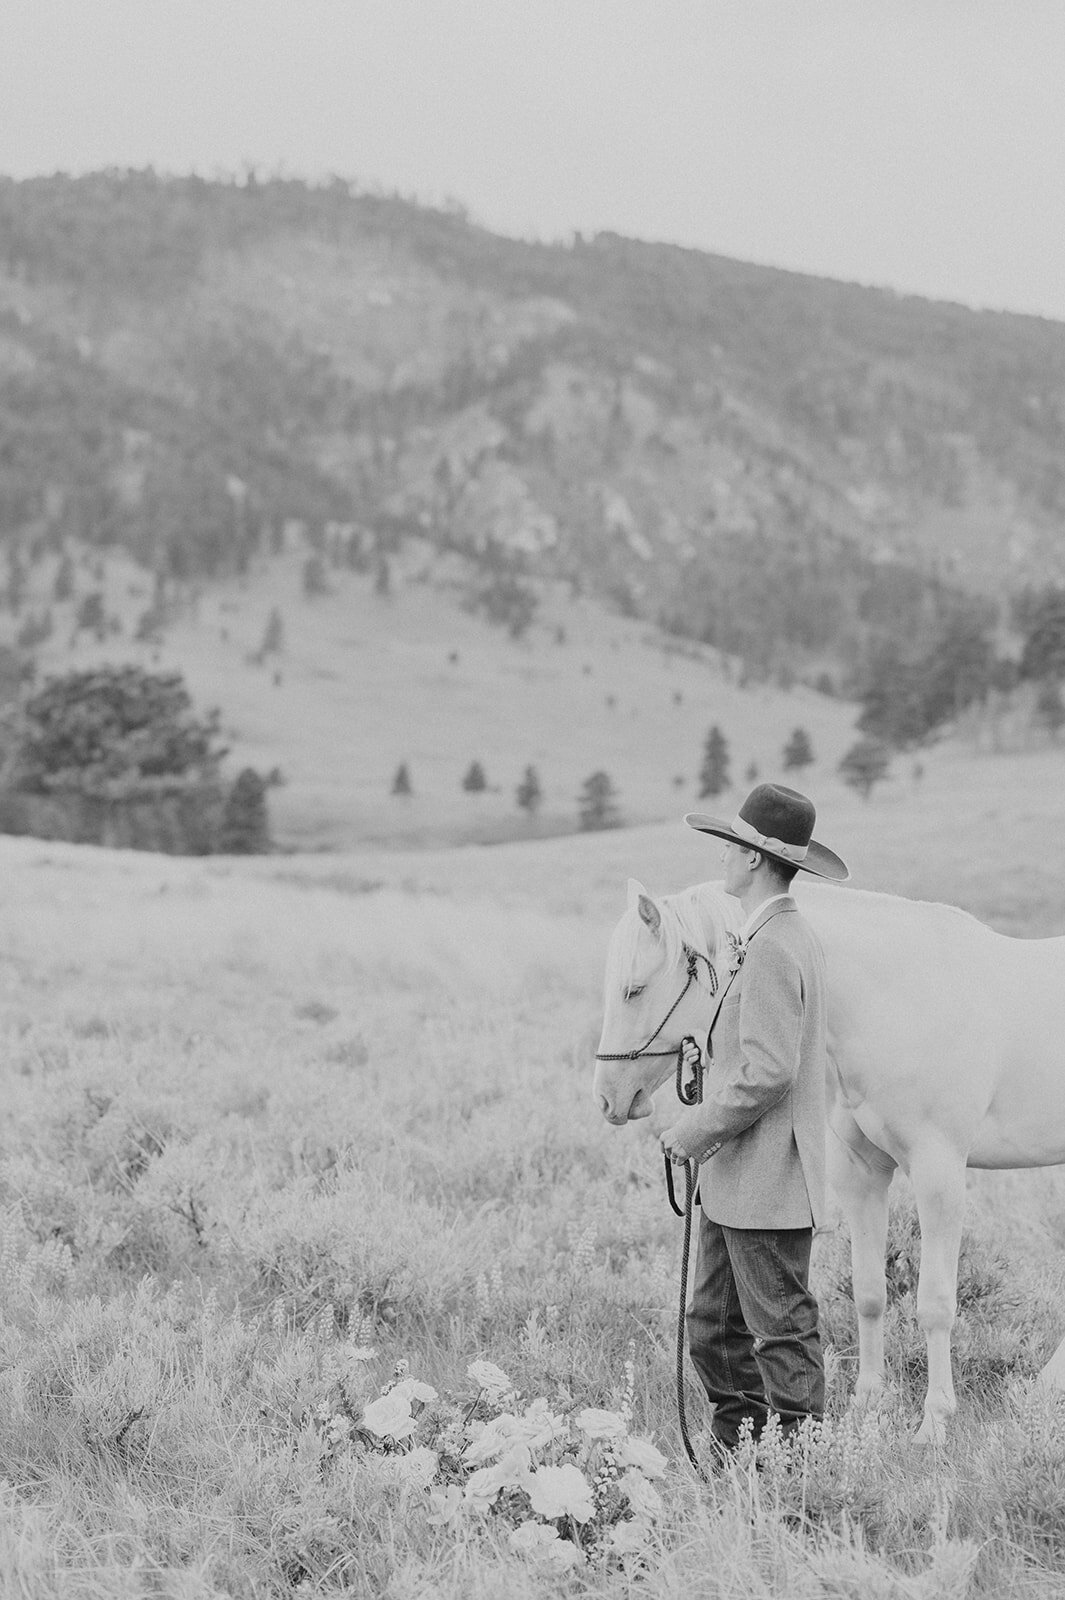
914,1415,947,1447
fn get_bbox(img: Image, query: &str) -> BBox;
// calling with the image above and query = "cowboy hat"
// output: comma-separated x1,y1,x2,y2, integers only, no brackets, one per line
685,782,849,882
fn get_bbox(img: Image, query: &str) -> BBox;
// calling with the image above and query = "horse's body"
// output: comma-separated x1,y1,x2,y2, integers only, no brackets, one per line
593,877,1065,1441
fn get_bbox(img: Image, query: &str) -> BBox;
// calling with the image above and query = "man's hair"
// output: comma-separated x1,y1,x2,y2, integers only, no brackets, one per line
764,856,799,889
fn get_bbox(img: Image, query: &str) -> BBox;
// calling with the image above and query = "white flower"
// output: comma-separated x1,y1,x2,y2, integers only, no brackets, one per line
467,1359,513,1401
525,1463,594,1523
463,1445,531,1512
608,1517,653,1556
391,1377,438,1406
619,1435,668,1478
575,1406,627,1440
620,1469,662,1519
509,1520,560,1553
425,1485,464,1526
543,1542,582,1570
393,1445,439,1490
362,1391,417,1440
463,1412,521,1465
350,1346,377,1362
519,1398,568,1450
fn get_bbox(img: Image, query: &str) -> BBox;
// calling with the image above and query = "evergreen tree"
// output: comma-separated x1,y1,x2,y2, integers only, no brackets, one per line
261,606,284,655
53,552,75,602
302,555,329,598
1034,678,1065,740
698,725,730,798
839,739,891,800
218,767,271,853
782,727,815,772
577,770,622,831
516,765,542,815
391,762,412,796
462,760,487,792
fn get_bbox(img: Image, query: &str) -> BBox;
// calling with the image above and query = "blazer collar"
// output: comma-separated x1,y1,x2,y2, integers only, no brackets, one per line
744,895,797,943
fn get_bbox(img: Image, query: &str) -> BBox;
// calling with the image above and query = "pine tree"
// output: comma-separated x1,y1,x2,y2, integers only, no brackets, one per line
53,552,75,602
839,739,891,800
577,770,622,831
218,768,271,853
261,606,284,655
782,727,815,772
516,765,542,815
698,725,730,798
462,760,487,792
391,762,412,796
302,555,329,598
1035,678,1065,740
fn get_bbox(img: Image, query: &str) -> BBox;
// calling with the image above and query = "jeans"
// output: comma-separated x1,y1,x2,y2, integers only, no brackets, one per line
686,1214,824,1449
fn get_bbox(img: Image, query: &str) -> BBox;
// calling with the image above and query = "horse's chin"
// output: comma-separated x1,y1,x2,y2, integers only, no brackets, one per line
628,1087,654,1121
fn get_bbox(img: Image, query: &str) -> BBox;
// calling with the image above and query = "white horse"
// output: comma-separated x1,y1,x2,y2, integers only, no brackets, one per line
593,876,1065,1443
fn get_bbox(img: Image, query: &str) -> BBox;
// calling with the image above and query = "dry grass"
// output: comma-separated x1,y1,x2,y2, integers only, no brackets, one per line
1,744,1065,1594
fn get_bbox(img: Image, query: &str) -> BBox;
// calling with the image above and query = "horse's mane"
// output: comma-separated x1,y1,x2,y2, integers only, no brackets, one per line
610,880,739,990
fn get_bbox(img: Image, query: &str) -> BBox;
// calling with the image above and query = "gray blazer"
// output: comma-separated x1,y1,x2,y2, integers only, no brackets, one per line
678,898,828,1230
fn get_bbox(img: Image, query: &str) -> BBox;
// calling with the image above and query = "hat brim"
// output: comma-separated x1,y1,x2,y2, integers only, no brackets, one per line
684,812,850,882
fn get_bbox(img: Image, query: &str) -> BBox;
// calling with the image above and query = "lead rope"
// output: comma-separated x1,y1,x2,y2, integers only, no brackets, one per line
664,931,748,1479
664,1035,708,1478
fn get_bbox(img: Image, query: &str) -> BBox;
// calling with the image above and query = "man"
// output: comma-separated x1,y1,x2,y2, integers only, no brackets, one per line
660,782,849,1456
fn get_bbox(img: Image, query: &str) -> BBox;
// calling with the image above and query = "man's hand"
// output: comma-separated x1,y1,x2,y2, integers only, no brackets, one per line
659,1123,692,1165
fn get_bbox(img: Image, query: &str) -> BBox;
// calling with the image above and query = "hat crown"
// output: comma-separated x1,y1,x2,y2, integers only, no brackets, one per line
737,784,815,849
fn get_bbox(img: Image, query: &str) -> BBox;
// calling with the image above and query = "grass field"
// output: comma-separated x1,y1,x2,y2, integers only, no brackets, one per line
3,741,1065,1596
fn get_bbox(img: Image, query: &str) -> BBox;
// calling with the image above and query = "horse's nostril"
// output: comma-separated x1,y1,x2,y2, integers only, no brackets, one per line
597,1094,610,1116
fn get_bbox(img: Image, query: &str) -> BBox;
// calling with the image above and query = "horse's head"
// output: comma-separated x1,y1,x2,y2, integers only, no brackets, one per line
593,878,734,1125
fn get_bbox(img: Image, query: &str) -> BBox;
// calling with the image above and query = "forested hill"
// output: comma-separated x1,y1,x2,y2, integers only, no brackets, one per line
2,170,1064,685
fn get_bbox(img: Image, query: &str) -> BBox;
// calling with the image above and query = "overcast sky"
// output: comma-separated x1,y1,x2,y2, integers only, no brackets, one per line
3,1,1064,321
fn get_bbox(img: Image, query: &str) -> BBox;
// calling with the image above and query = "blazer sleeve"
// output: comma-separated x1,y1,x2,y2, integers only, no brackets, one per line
671,934,804,1163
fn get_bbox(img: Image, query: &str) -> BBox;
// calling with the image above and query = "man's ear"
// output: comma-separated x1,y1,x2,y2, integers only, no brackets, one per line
637,893,662,936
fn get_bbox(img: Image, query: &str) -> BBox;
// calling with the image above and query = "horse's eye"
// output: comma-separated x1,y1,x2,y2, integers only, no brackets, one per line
623,985,645,1002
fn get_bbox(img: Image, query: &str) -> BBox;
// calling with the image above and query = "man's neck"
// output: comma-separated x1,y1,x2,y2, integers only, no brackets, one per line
736,878,790,924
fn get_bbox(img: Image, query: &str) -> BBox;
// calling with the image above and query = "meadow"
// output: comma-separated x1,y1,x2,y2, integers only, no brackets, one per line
2,741,1065,1596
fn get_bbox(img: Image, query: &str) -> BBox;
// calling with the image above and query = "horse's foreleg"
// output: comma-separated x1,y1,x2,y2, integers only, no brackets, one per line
910,1144,967,1445
827,1108,896,1406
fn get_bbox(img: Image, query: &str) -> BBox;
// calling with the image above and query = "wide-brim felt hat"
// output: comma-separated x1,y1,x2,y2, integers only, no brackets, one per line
685,782,850,882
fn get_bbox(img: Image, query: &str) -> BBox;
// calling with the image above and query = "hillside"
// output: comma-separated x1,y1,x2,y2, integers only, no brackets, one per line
2,171,1065,691
0,538,860,851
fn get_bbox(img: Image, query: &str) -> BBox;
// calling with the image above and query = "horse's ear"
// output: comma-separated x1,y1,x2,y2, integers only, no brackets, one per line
637,894,662,936
626,877,646,909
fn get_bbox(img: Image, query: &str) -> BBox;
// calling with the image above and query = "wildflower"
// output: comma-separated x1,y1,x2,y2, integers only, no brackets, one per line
463,1413,523,1465
576,1406,627,1440
509,1520,560,1553
608,1517,653,1557
391,1377,438,1406
393,1445,439,1490
620,1468,662,1519
425,1485,464,1526
464,1447,531,1512
350,1346,377,1362
519,1397,568,1450
467,1359,513,1402
619,1435,668,1479
362,1391,417,1441
526,1463,595,1523
326,1414,352,1447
